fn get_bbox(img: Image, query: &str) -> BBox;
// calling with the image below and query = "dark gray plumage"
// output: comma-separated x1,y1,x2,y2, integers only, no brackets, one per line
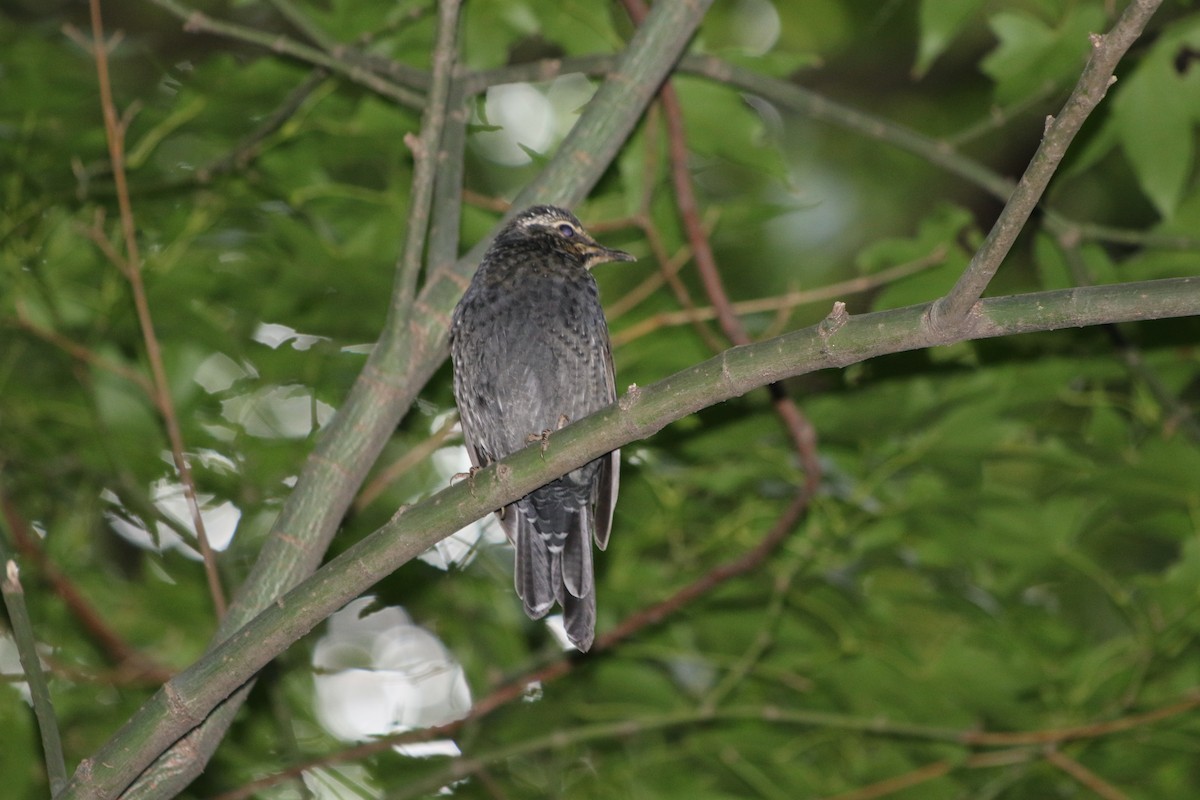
450,205,632,651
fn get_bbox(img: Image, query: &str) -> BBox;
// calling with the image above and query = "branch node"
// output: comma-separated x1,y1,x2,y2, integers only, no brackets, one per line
495,463,513,488
3,559,19,592
184,11,208,33
163,680,205,727
404,131,424,160
819,301,849,339
925,299,952,342
619,383,641,413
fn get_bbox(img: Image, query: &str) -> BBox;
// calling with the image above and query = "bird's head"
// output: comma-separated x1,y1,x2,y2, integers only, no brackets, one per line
503,205,636,269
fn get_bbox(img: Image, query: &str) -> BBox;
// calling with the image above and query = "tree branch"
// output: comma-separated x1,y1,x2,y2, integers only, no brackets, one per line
89,0,226,617
59,274,1200,800
931,0,1163,328
145,0,424,108
0,553,67,794
391,0,461,323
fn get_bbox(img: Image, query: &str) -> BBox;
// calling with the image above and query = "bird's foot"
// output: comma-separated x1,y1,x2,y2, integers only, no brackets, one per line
526,430,552,459
526,415,571,458
450,465,481,495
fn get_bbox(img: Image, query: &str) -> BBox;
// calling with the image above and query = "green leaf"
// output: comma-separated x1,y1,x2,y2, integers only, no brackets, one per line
864,203,975,310
981,7,1107,104
1111,18,1200,218
668,79,788,178
913,0,985,78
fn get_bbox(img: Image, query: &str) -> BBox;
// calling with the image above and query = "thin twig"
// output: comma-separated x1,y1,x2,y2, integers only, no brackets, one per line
819,750,1039,800
606,236,693,321
611,248,946,348
391,0,461,323
961,691,1200,746
0,549,67,794
196,69,331,183
146,0,424,108
1043,748,1131,800
353,413,459,512
820,759,953,800
266,0,338,52
636,214,725,353
13,310,155,397
931,0,1164,328
946,80,1061,146
88,0,226,617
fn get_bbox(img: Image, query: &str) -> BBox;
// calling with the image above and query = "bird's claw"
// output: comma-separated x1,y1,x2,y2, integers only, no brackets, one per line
450,465,481,495
527,429,552,458
526,415,571,458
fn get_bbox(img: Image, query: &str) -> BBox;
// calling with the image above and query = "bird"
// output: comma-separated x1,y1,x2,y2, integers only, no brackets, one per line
450,205,633,652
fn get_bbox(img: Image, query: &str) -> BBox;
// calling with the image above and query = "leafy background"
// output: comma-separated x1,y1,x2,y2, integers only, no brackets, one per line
2,0,1200,798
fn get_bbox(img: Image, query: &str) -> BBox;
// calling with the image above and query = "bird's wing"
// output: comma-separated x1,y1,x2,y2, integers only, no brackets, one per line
592,323,619,550
458,412,485,469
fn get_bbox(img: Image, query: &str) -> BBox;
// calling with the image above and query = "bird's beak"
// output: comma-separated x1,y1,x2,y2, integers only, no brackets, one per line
582,243,636,268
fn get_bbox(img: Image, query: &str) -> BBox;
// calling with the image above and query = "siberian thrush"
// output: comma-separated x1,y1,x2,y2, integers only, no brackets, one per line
450,205,633,651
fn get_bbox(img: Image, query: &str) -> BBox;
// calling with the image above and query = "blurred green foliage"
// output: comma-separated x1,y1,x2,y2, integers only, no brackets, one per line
2,1,1200,798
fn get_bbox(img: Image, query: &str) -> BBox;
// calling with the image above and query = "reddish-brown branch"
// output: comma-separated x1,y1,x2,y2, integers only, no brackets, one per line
87,0,226,618
821,759,955,800
620,0,822,495
596,489,810,646
632,210,725,352
1043,749,1130,800
610,247,946,347
819,749,1039,800
961,691,1200,746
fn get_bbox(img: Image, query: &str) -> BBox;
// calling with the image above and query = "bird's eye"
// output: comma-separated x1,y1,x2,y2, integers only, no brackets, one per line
557,223,575,238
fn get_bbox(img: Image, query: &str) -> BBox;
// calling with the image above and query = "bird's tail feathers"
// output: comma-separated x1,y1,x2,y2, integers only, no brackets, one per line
510,510,554,618
562,588,596,652
509,493,598,650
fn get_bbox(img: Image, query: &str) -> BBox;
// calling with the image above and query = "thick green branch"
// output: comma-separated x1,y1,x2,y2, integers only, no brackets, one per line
59,275,1200,800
